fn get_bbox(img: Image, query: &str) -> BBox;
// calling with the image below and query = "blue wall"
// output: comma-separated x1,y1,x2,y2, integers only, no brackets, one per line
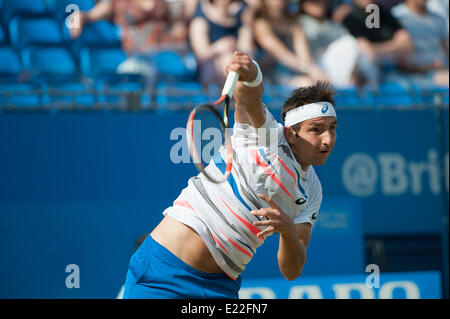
0,108,447,298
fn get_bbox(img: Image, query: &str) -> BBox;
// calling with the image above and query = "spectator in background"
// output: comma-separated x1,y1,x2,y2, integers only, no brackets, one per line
300,0,364,87
69,0,188,54
253,0,328,87
391,0,449,86
189,0,255,86
427,0,449,29
339,0,414,85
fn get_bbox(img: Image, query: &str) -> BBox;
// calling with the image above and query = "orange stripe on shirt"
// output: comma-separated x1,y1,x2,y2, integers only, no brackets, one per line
250,149,295,201
210,231,229,255
174,200,195,212
218,195,263,239
273,152,296,184
219,229,252,258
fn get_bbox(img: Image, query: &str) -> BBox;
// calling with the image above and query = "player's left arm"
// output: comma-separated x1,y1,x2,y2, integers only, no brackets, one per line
252,194,310,281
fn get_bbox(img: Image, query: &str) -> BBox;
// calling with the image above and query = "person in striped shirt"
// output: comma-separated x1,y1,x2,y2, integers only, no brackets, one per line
123,51,338,299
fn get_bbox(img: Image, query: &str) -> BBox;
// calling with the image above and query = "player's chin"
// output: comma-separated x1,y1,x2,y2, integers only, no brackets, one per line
314,152,330,165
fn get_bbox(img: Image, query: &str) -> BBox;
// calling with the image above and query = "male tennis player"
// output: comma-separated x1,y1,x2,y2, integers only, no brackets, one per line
123,51,337,299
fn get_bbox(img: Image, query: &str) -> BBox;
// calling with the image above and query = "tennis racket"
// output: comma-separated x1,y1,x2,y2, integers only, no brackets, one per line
186,71,240,183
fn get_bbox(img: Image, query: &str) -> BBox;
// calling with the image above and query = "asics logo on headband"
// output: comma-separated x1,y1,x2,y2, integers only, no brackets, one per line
285,101,337,127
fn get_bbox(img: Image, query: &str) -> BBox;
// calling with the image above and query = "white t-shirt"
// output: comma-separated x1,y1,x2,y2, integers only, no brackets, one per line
163,105,323,279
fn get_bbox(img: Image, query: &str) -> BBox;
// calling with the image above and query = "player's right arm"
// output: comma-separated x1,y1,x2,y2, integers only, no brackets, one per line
225,52,266,128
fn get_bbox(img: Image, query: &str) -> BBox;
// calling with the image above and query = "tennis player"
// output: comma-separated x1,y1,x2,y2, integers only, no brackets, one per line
123,51,338,299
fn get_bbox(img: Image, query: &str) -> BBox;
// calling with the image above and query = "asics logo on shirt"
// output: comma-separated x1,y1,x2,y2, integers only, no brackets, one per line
295,198,306,205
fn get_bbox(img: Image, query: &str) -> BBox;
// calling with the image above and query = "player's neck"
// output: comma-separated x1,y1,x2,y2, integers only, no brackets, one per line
297,160,310,172
291,152,310,172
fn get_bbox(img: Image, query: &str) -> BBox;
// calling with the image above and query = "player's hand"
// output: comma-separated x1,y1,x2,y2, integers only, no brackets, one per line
251,194,296,238
224,51,258,83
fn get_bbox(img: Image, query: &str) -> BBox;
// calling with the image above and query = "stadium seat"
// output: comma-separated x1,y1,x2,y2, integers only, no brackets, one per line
410,84,450,107
153,50,197,81
21,46,77,80
334,86,362,108
0,46,21,76
156,81,208,109
269,83,296,109
95,78,145,108
261,82,274,106
364,82,414,108
18,45,97,108
1,0,55,25
0,24,7,45
0,82,41,107
9,16,64,49
0,46,41,107
79,46,150,108
69,21,121,55
80,46,128,78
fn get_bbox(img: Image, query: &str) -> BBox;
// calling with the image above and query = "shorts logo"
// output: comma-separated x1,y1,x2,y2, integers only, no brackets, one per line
321,104,328,113
295,198,306,205
311,213,317,221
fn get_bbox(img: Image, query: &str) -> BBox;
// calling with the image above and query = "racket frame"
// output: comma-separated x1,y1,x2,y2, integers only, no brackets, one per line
186,71,239,183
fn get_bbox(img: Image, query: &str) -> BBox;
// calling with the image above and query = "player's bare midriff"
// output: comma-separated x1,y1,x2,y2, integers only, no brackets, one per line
150,215,224,274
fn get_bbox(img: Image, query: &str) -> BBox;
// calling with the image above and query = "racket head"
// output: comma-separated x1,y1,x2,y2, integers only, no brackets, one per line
186,103,232,183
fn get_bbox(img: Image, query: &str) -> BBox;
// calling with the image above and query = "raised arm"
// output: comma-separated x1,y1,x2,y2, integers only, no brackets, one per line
224,52,266,128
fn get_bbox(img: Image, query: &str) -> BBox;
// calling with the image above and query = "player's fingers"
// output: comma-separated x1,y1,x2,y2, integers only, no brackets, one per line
257,226,275,238
250,208,277,219
252,219,273,227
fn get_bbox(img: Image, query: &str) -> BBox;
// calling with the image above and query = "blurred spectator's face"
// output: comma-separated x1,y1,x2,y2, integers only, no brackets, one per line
302,0,330,20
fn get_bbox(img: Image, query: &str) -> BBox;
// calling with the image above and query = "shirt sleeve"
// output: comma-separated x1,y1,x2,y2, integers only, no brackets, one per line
232,104,282,150
293,171,322,226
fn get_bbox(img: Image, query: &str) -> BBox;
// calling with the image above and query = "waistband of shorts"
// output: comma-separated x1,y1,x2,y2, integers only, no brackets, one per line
145,234,233,280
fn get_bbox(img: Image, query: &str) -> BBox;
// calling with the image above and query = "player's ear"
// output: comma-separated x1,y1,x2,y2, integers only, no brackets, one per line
284,126,297,144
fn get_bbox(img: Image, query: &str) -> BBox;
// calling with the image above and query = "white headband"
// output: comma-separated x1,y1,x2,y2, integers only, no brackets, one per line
284,101,337,127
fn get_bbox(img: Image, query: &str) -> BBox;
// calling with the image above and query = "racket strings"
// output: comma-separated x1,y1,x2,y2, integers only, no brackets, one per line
191,107,226,169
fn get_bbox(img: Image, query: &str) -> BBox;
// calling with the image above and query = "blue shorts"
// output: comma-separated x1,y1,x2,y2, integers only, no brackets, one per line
122,235,241,299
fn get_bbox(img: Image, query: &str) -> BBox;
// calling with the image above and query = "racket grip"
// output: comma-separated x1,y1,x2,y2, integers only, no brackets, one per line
221,71,240,99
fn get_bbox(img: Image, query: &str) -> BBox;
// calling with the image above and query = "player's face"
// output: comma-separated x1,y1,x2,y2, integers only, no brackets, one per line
290,117,337,169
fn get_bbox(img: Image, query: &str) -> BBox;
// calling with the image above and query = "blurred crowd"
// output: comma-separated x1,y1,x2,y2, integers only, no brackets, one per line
71,0,449,89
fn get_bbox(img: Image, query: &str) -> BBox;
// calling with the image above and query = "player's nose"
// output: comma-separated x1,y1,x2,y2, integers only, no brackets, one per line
321,130,332,148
